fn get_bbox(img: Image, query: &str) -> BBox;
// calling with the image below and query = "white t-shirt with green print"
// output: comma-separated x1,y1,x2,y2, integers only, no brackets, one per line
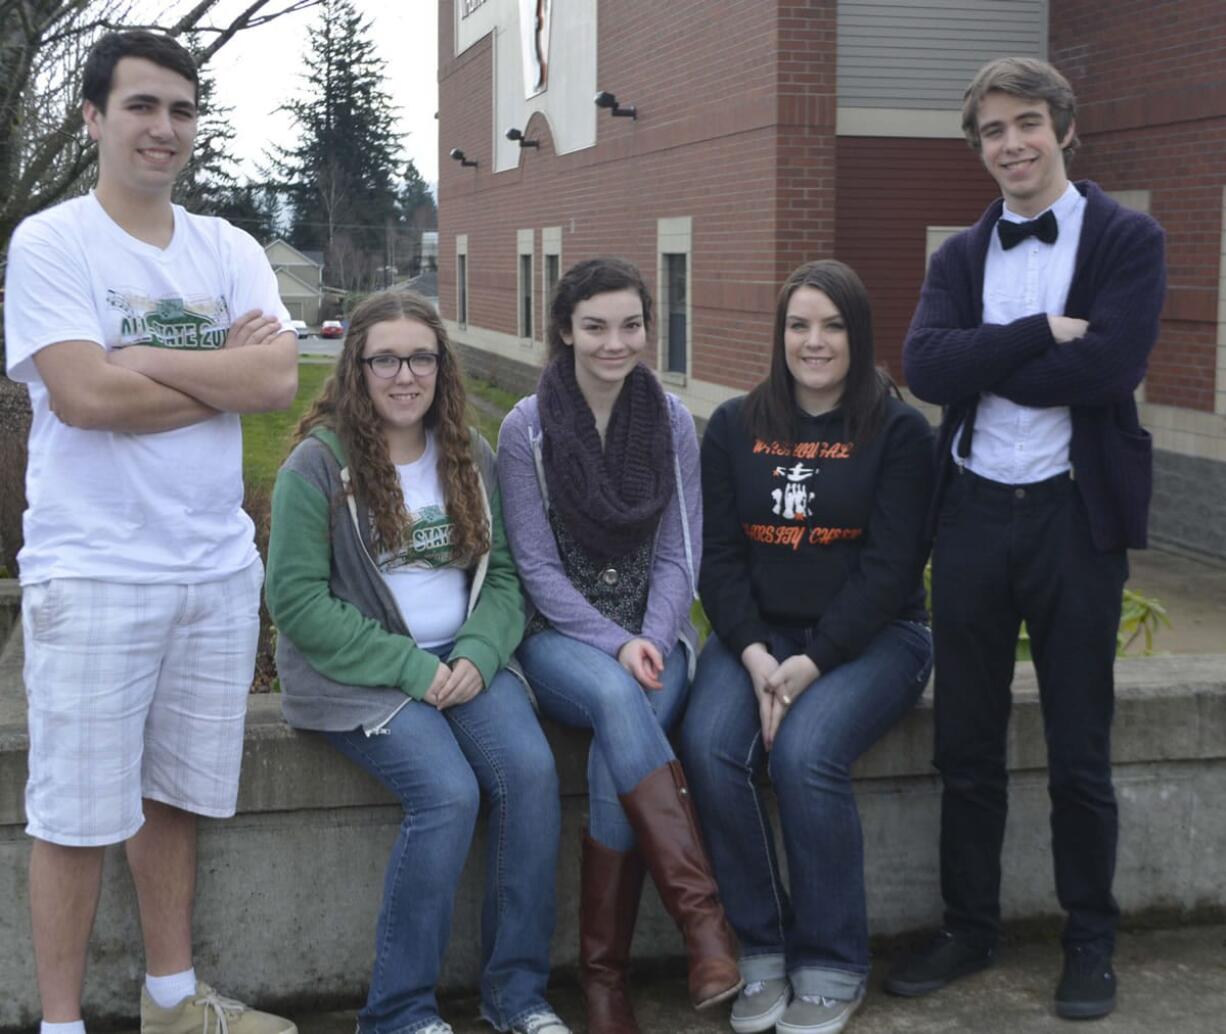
378,432,469,649
4,192,290,585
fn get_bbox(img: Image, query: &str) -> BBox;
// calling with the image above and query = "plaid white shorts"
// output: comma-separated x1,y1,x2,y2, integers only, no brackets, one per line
22,561,262,846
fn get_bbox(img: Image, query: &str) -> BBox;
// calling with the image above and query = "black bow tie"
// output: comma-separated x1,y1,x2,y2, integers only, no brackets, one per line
997,209,1058,249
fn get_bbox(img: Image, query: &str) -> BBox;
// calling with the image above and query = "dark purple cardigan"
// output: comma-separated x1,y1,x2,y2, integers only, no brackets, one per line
902,180,1166,552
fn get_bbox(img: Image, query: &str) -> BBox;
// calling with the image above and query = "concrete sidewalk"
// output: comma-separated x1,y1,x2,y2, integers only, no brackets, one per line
1126,547,1226,655
240,924,1226,1034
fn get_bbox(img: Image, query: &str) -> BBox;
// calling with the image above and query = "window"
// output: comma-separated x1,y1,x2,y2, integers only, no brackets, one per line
456,234,469,328
663,253,688,375
516,229,534,344
545,254,560,312
542,226,562,340
925,226,966,268
519,253,533,338
657,216,692,381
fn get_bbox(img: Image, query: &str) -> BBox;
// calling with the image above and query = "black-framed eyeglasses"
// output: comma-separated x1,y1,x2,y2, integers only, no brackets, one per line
361,352,441,379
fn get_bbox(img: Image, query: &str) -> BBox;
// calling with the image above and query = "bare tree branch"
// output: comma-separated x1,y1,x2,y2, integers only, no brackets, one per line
197,0,322,61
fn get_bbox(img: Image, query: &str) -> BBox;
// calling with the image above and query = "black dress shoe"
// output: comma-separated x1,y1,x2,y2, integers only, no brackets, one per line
884,929,997,997
1055,944,1116,1020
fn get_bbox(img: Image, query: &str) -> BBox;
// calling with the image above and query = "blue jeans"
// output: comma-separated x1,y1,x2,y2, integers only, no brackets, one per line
324,661,561,1034
517,630,689,852
679,622,932,1000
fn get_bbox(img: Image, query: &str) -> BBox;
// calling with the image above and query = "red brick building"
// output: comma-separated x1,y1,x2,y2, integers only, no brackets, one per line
438,0,1226,560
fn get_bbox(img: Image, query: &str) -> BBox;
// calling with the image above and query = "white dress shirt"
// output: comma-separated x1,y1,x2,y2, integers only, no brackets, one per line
954,182,1086,484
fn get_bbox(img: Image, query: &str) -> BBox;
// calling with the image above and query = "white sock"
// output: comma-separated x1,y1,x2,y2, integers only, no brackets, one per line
145,968,197,1009
41,1022,86,1034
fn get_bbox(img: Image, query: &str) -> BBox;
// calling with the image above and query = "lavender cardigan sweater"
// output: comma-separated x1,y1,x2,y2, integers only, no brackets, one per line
497,391,702,667
903,180,1166,551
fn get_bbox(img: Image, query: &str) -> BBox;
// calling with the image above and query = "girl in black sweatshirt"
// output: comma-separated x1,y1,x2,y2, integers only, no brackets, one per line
679,260,934,1034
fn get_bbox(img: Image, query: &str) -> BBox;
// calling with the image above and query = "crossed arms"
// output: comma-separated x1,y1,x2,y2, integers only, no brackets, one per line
34,310,298,433
902,216,1165,409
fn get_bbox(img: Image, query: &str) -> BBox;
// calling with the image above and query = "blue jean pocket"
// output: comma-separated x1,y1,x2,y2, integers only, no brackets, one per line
893,619,934,684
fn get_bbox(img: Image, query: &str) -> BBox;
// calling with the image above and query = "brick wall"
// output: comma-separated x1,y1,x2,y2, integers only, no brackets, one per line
437,0,837,395
834,137,996,380
1052,0,1226,412
774,1,837,281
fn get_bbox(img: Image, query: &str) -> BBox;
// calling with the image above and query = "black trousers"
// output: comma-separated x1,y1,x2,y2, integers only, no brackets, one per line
931,468,1127,950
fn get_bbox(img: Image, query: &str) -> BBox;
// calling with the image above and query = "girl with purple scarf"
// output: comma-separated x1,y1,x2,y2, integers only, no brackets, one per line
497,258,741,1034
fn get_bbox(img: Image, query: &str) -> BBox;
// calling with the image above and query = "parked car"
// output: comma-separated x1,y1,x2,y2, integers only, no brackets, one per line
290,319,309,339
320,320,344,339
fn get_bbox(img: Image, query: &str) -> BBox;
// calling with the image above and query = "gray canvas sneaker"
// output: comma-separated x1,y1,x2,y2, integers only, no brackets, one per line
729,977,790,1033
775,989,864,1034
508,1009,572,1034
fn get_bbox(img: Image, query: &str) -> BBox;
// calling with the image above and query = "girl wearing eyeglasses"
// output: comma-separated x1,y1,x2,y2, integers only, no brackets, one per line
497,257,741,1034
265,291,571,1034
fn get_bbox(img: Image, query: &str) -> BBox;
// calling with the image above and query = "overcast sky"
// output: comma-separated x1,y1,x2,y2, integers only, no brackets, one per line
202,0,439,190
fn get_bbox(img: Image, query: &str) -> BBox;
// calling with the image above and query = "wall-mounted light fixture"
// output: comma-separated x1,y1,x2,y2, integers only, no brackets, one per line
505,127,540,149
594,90,636,119
449,148,478,168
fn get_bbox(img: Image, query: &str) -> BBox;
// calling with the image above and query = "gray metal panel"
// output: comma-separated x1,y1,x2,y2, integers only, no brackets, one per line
838,0,1048,109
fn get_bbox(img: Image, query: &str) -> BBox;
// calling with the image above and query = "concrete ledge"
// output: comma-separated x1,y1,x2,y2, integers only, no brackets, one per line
1,625,1224,1026
0,580,19,654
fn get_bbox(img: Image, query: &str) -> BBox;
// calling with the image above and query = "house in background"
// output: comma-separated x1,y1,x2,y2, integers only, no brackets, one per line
264,239,324,325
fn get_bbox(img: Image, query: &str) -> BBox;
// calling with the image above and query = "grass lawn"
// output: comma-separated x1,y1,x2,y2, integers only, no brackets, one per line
241,362,524,492
465,376,518,446
241,361,334,490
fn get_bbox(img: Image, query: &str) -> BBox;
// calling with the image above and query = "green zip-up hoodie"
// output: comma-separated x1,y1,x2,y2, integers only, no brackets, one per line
265,426,525,733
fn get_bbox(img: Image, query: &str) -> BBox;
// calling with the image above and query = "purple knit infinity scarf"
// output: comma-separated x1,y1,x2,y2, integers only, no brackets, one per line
537,356,675,564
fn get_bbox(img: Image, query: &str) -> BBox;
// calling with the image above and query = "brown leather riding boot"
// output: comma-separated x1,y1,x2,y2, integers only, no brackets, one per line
618,760,743,1011
580,833,647,1034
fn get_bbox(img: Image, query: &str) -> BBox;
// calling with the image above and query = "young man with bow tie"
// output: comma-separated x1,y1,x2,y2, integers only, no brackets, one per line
884,57,1166,1020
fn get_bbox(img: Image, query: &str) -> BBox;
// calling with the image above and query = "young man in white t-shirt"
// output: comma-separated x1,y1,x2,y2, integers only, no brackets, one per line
4,30,298,1034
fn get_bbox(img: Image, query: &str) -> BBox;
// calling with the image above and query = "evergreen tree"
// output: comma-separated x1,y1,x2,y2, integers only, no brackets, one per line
174,38,282,244
268,0,402,288
397,159,436,277
399,159,436,227
173,34,238,215
209,182,284,243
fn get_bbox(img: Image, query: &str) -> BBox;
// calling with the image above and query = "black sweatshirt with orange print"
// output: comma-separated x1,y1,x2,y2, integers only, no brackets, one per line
699,394,935,674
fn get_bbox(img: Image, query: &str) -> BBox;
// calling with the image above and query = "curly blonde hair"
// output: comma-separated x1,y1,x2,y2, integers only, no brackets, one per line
296,291,491,563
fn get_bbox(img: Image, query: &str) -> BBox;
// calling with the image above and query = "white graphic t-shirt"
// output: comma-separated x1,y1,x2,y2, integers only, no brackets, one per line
377,433,469,648
4,193,290,585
